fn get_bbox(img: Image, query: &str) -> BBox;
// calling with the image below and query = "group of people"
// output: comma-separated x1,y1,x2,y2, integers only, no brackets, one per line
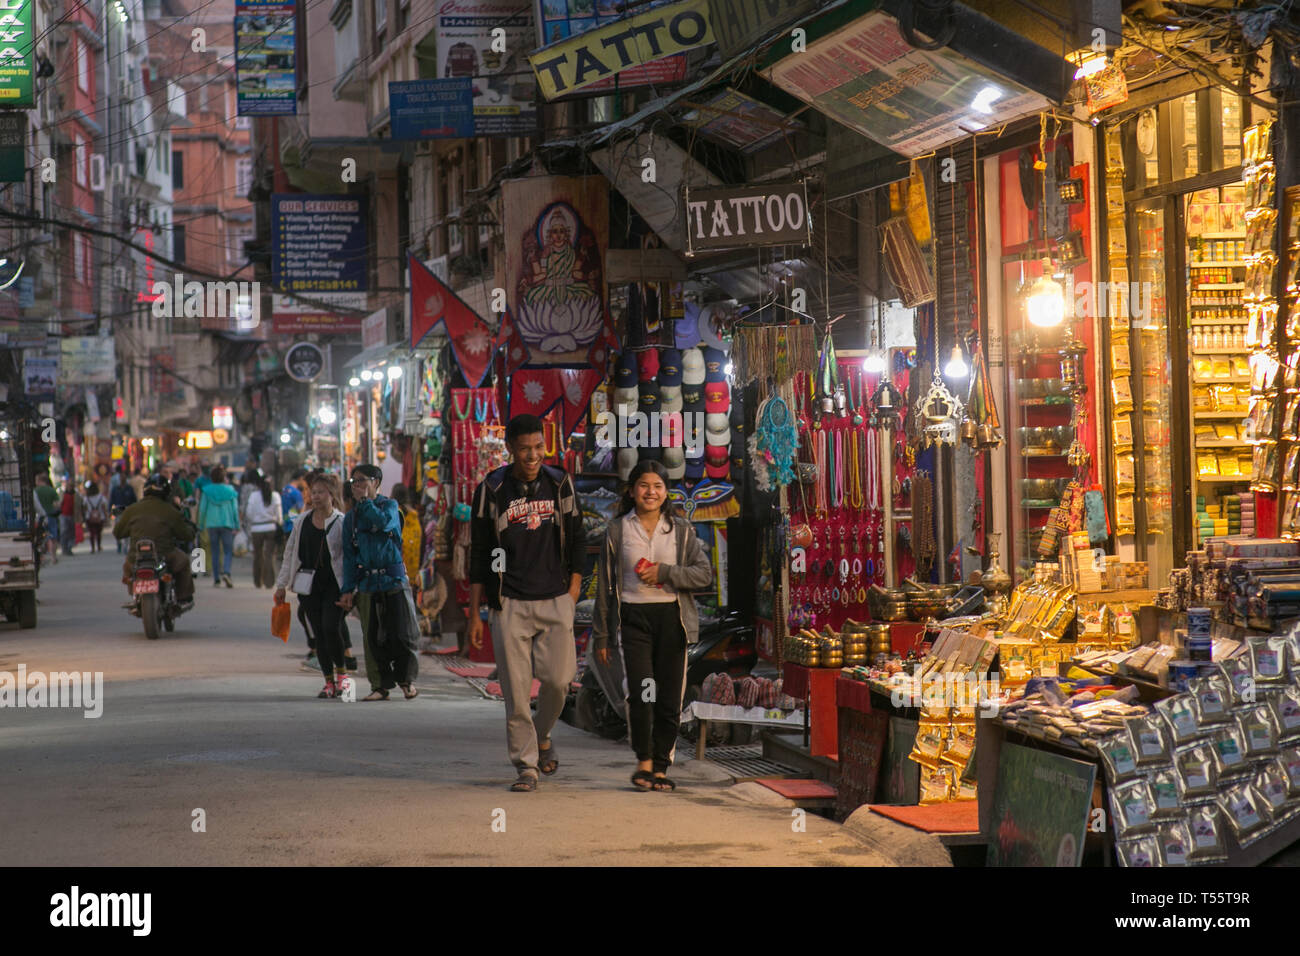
34,473,114,560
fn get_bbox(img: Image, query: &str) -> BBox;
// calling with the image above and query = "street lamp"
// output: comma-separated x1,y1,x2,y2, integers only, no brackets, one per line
386,365,402,380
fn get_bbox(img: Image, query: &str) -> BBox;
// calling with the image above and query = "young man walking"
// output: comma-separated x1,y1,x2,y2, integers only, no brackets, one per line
469,414,584,792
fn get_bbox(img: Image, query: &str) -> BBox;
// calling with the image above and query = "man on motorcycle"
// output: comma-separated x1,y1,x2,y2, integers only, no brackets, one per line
113,473,197,608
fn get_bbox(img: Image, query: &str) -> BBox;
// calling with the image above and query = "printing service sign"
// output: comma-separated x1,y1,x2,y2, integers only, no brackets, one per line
529,0,712,100
437,0,536,136
270,194,367,293
763,9,1046,158
0,0,34,108
235,0,297,116
682,181,811,254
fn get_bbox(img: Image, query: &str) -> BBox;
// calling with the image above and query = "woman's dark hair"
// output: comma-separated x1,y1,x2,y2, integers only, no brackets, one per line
341,479,355,511
258,469,274,507
616,459,678,528
391,483,410,507
211,466,227,484
506,414,544,443
86,482,98,495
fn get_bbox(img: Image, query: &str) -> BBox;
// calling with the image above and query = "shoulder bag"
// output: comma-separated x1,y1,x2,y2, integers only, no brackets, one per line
292,516,338,595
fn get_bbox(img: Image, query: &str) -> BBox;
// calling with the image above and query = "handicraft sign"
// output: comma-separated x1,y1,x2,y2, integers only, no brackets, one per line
682,182,812,255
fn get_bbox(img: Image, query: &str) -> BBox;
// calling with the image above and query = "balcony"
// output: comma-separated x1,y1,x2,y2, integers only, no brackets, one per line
330,0,365,103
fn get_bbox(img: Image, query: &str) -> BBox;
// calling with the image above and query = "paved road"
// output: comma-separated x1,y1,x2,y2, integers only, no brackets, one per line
1,543,890,866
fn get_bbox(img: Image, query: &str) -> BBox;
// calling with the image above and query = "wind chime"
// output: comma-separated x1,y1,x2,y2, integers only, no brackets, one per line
960,335,1003,450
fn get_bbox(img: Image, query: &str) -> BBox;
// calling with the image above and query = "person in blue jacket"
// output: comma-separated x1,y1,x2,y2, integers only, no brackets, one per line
336,463,420,701
198,465,240,587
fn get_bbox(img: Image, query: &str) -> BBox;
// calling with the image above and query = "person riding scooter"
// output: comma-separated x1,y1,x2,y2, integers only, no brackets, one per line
113,473,197,609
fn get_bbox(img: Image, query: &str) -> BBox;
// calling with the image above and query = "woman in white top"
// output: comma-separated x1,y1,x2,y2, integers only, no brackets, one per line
243,471,283,588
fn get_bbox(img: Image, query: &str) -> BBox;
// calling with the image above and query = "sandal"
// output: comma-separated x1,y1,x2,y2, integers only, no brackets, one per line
510,771,539,792
652,775,677,792
631,770,655,791
362,689,389,701
538,742,558,775
401,684,419,699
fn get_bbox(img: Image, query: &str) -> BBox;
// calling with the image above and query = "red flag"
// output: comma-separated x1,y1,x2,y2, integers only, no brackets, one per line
496,309,530,376
560,368,604,437
510,368,565,420
409,253,495,386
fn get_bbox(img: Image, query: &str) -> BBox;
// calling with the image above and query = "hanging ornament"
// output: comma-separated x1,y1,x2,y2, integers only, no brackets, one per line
749,396,799,491
920,372,962,446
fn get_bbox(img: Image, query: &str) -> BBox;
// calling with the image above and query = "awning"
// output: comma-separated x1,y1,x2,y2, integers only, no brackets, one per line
343,342,408,371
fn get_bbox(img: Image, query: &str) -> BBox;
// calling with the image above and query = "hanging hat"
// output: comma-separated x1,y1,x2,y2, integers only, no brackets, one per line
684,410,704,456
682,347,706,385
658,348,683,386
685,453,705,481
638,381,661,414
637,349,660,382
706,412,731,447
663,446,685,480
660,384,683,414
705,381,730,414
705,444,730,479
613,386,639,414
702,346,727,383
615,352,638,388
660,411,684,449
617,447,638,482
682,383,704,409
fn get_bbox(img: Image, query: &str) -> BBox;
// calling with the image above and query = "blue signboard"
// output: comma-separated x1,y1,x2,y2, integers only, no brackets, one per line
236,0,297,116
389,79,476,140
270,194,368,293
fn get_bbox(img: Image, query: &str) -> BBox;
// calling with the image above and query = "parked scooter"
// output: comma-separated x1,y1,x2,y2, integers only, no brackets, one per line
126,536,190,639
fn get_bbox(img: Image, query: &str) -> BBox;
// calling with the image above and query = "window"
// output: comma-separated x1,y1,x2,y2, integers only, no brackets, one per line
235,157,253,198
397,0,408,33
72,232,83,284
227,226,250,264
199,83,208,114
372,0,387,49
73,136,86,186
173,224,186,265
76,37,89,93
82,236,92,285
172,150,183,190
136,148,147,177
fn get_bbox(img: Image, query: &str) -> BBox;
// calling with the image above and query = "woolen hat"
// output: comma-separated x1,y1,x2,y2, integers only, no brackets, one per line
682,383,704,409
705,444,730,479
682,347,706,385
663,446,685,480
659,384,683,414
638,381,661,414
706,412,731,446
613,386,639,414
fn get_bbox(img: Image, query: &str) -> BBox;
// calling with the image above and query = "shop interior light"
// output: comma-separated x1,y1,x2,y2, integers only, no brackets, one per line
279,430,291,445
387,365,402,380
971,86,1002,115
360,369,373,381
862,352,887,374
176,439,184,447
318,404,337,426
0,428,9,441
943,344,969,378
348,376,361,387
141,438,154,447
1073,52,1108,80
1023,263,1066,328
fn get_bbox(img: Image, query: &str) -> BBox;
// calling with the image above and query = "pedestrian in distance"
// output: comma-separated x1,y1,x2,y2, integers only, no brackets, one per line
58,479,83,556
198,465,240,588
83,482,110,553
128,468,147,504
275,473,348,698
244,471,282,589
469,414,584,793
33,472,61,564
591,459,713,792
337,463,420,701
281,467,308,537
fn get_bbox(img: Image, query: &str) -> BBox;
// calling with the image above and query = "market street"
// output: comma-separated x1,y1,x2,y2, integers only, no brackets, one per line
0,547,892,867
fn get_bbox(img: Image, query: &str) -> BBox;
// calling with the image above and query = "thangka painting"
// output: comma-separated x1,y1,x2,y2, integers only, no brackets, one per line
502,175,612,363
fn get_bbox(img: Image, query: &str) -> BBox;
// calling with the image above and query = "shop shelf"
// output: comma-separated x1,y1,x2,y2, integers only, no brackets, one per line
1194,440,1251,448
1194,411,1249,419
1190,316,1249,324
1197,475,1254,482
1189,347,1250,354
1194,283,1245,290
1190,261,1248,268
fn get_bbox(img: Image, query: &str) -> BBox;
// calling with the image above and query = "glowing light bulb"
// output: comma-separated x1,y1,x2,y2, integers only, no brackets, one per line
944,345,969,378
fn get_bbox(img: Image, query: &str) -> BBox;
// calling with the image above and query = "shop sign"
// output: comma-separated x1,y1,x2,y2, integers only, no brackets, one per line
529,0,713,100
532,0,686,94
707,0,819,59
682,181,811,254
212,406,234,430
435,1,536,136
271,194,367,334
235,0,297,116
0,0,35,109
362,307,391,351
212,428,230,445
22,354,56,396
389,79,475,139
185,431,215,449
59,337,116,385
270,292,366,335
763,9,1047,159
284,342,325,383
685,87,801,154
0,112,25,181
985,742,1095,867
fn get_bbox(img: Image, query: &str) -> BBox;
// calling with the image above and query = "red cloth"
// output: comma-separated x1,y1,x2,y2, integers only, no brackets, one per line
756,778,837,800
868,801,979,834
836,676,872,714
783,663,838,756
61,493,74,516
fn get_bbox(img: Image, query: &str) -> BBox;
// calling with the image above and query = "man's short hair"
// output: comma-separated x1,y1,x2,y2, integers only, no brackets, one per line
291,468,308,480
506,414,545,444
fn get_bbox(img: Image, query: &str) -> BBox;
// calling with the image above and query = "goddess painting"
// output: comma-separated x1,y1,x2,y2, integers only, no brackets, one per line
515,203,605,354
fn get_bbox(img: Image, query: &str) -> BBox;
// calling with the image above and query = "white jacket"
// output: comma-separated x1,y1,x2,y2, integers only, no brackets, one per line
274,506,345,592
243,489,283,533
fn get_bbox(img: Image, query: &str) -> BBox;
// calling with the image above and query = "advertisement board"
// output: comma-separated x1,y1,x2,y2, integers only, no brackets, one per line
0,0,35,108
60,337,116,385
436,0,536,136
389,79,475,139
235,0,297,116
270,194,367,293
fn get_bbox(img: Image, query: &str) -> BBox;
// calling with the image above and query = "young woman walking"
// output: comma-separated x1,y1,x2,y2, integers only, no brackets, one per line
244,472,283,588
591,460,713,792
198,466,240,587
83,482,109,553
275,473,347,698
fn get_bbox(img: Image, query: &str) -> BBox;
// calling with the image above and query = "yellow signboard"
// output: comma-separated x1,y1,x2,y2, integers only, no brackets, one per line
529,0,713,101
212,428,230,445
186,431,214,449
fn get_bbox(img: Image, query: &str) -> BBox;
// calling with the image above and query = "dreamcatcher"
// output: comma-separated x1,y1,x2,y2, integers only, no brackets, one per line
749,394,799,491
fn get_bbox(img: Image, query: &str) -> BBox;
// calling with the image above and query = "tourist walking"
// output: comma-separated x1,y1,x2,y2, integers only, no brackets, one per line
198,465,240,587
591,459,713,792
83,482,110,553
468,414,584,792
244,471,282,589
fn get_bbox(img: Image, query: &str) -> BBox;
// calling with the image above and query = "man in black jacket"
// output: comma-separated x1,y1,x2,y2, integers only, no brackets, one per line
469,414,584,792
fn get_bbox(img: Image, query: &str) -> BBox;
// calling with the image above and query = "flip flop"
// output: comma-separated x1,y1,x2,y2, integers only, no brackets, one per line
539,742,558,775
401,684,419,699
362,689,389,701
510,771,539,792
631,770,655,791
652,776,676,792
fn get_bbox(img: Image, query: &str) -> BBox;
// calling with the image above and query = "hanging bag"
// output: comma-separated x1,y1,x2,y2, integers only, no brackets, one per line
271,598,292,642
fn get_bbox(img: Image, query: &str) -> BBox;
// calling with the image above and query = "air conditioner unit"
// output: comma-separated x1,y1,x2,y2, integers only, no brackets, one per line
89,154,106,191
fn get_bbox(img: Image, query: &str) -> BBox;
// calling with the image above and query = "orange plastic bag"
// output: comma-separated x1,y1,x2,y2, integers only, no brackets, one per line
271,600,291,642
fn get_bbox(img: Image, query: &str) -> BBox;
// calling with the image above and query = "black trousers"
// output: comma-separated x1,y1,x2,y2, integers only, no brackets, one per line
299,597,351,653
366,588,418,689
620,602,687,773
303,569,345,681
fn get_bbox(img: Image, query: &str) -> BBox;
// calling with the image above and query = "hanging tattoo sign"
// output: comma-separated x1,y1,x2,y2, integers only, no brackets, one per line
682,181,812,255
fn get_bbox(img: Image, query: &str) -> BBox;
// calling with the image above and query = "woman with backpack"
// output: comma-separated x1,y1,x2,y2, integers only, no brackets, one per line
243,471,283,589
591,459,713,792
83,482,110,553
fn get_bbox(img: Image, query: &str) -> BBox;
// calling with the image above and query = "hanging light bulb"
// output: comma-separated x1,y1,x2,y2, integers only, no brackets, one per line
348,376,361,387
1023,260,1066,328
360,369,373,381
862,352,887,374
944,344,969,378
387,365,403,380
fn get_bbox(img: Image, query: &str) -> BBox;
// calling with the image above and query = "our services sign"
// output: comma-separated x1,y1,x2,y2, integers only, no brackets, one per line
682,181,811,255
0,0,35,108
763,9,1047,158
529,0,713,101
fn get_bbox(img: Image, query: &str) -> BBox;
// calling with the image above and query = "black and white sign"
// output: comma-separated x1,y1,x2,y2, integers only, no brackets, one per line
682,181,812,254
284,342,325,383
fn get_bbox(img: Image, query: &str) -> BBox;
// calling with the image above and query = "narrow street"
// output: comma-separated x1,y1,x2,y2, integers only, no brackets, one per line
1,545,890,866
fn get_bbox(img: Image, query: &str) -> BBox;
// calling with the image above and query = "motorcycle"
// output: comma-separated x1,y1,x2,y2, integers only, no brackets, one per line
127,537,189,639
